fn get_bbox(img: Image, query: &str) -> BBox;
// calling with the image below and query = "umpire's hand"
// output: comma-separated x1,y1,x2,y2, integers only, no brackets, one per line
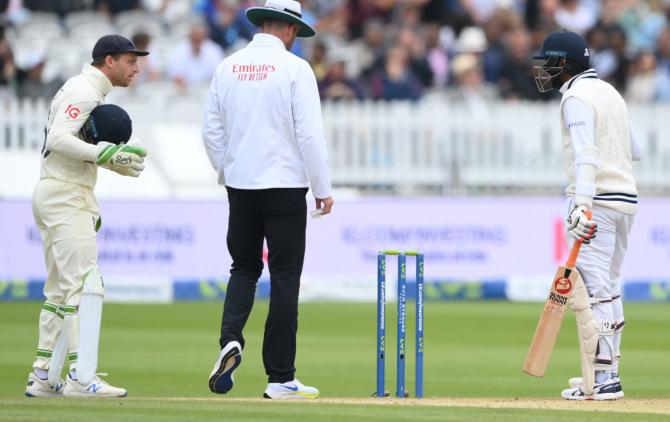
315,197,334,216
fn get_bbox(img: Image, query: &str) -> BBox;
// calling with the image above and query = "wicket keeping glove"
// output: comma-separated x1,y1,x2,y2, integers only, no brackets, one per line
566,205,597,244
96,142,147,177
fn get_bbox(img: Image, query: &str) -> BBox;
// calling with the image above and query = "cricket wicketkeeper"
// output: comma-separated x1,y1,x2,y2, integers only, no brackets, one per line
26,34,148,398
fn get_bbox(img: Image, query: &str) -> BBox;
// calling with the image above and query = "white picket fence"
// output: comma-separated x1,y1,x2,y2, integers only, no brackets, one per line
1,96,668,198
324,100,670,194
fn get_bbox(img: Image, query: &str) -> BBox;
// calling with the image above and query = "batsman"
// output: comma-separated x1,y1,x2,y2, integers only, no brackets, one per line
25,35,148,398
532,30,640,400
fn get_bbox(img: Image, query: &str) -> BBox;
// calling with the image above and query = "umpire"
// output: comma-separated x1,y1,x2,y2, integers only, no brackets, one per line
203,0,333,400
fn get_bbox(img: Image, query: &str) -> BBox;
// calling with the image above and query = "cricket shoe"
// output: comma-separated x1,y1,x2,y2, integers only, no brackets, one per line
263,379,319,399
63,373,127,398
209,341,242,394
568,376,624,399
25,372,65,397
561,378,619,400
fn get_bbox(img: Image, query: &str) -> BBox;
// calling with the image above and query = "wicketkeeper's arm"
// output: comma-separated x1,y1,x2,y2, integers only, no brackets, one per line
45,97,99,162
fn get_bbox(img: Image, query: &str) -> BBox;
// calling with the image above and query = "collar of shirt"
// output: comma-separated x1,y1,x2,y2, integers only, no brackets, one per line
559,68,598,93
81,63,113,97
248,33,286,50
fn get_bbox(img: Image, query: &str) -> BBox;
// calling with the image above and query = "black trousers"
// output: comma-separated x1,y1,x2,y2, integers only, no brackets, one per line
219,187,308,383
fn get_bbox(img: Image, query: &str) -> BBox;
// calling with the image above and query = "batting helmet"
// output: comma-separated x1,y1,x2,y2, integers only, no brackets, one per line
80,104,132,145
532,31,591,92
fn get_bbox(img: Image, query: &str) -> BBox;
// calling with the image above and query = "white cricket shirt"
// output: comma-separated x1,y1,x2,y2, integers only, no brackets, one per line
202,33,332,198
40,64,112,189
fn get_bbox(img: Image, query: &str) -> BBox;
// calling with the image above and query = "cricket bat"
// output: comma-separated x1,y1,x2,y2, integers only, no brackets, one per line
522,211,591,376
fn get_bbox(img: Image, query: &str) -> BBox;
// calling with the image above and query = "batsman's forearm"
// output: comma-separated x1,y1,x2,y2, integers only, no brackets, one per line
574,145,599,207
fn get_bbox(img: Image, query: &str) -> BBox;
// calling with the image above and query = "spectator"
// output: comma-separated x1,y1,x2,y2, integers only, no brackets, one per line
455,26,488,55
309,40,328,82
166,22,225,90
554,0,598,35
396,28,433,88
481,9,522,83
23,0,87,16
130,31,161,85
420,0,455,25
318,54,364,101
460,0,501,25
454,25,489,83
397,4,422,31
347,0,395,39
424,23,449,87
15,51,63,99
585,25,617,79
370,46,422,101
351,18,387,80
607,26,632,92
499,27,550,100
656,25,670,75
626,50,670,102
200,0,253,50
618,0,666,52
309,0,347,37
146,0,193,23
448,53,497,116
94,0,140,16
0,25,16,88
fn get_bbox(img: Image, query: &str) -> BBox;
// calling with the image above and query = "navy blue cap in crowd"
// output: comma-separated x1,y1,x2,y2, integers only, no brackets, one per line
80,104,132,145
533,30,590,67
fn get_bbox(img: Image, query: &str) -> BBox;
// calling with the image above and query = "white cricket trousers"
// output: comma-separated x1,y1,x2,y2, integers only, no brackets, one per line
567,201,635,373
31,178,100,370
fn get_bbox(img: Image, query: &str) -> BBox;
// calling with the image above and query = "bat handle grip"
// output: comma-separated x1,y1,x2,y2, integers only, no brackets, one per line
566,210,593,268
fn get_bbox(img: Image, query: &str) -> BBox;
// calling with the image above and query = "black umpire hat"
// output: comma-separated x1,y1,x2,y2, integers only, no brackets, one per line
92,34,149,62
80,104,132,145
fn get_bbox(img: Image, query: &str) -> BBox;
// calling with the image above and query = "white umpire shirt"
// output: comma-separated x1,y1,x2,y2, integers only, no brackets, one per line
203,33,332,199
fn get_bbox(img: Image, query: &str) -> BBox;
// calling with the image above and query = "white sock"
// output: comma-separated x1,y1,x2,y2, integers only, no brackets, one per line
34,368,48,380
69,369,78,380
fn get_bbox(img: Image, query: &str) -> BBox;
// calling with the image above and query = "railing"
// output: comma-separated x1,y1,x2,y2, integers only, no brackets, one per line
1,97,668,196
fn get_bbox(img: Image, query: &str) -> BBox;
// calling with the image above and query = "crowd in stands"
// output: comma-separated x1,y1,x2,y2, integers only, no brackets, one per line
1,0,670,105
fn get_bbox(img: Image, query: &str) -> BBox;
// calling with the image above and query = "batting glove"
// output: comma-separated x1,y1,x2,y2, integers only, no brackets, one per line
96,142,147,177
565,205,597,244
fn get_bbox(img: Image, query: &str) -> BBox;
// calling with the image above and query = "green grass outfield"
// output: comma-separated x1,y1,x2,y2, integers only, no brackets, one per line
1,301,669,421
